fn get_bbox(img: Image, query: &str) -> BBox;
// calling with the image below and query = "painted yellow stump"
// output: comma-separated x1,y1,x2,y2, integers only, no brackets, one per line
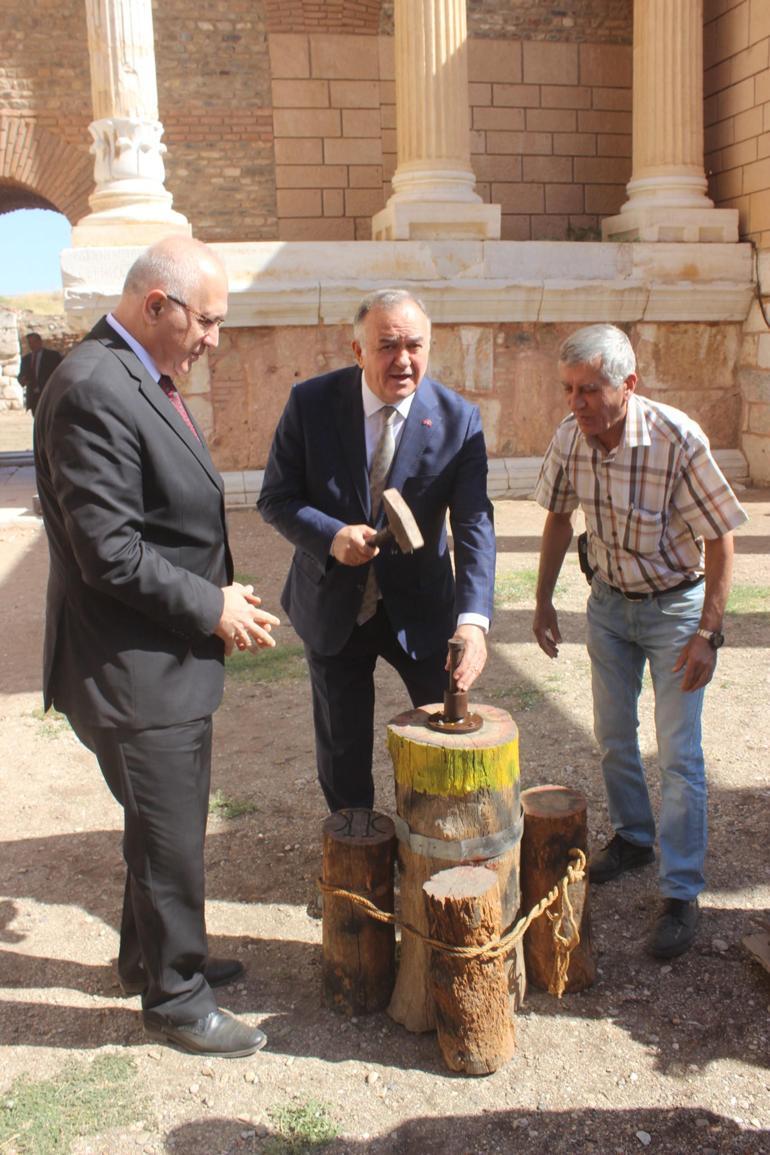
386,703,525,1033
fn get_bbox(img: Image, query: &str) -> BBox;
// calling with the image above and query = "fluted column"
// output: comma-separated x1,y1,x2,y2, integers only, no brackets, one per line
603,0,737,242
372,0,500,241
72,0,190,246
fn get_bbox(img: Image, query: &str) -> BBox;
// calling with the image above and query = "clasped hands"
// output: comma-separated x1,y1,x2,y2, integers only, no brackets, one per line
215,582,281,656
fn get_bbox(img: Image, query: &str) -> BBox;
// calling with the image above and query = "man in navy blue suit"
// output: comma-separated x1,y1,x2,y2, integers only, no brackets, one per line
258,289,496,811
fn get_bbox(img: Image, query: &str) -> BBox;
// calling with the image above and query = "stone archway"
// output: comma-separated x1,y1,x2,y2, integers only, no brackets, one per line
0,117,92,224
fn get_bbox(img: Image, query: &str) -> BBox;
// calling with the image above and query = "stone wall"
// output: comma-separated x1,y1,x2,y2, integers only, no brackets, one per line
0,309,21,412
206,320,743,472
270,32,632,242
704,0,770,245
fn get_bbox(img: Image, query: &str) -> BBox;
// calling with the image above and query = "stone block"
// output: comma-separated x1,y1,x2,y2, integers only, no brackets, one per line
277,218,355,241
744,156,770,195
597,135,632,158
636,322,743,392
525,109,576,134
276,188,322,218
428,325,494,393
473,107,526,132
341,109,381,137
523,156,573,184
330,80,381,108
274,138,323,165
731,40,769,85
344,188,385,216
734,105,764,143
554,133,597,157
468,39,521,84
591,87,632,112
473,155,522,183
747,402,770,436
578,43,632,88
486,131,552,156
492,84,540,109
577,109,632,135
545,184,584,214
269,34,310,79
575,157,631,184
492,182,545,213
276,165,347,189
324,138,383,165
274,108,341,138
531,215,568,241
541,85,591,110
743,432,770,484
310,34,379,80
272,79,329,108
323,189,344,217
522,42,578,86
349,165,383,188
717,77,756,120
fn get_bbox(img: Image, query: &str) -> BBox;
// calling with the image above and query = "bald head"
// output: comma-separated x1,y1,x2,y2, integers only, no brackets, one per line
114,235,229,378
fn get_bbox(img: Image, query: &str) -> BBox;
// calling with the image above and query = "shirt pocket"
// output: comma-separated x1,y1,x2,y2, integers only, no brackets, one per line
621,506,665,556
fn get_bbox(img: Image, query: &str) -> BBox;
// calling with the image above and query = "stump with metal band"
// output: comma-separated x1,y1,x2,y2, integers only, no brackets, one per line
321,808,396,1015
520,784,596,993
386,702,525,1033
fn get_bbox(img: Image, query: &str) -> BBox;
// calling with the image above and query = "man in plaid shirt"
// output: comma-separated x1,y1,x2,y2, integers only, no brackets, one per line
533,323,747,959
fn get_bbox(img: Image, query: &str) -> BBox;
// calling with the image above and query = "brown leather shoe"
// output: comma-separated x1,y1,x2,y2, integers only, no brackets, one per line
119,957,244,997
143,1009,266,1057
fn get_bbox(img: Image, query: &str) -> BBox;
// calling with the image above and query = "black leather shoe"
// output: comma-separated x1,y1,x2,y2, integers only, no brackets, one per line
648,898,699,959
589,833,655,884
120,957,245,997
143,1009,267,1057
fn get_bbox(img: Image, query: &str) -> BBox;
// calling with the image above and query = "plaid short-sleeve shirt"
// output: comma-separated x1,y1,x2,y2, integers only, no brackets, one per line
535,394,748,594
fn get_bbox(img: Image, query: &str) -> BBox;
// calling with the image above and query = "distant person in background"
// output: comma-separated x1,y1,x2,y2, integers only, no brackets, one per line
19,332,62,415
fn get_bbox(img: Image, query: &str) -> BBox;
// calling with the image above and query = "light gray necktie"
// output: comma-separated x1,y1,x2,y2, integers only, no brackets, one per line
357,405,397,625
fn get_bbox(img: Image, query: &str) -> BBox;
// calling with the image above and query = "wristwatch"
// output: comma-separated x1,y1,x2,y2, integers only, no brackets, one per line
696,628,724,650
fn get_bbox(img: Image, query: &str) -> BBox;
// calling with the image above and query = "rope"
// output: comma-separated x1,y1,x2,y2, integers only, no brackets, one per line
318,847,587,998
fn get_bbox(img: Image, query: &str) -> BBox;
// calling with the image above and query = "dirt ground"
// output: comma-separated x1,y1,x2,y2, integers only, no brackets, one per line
0,450,768,1155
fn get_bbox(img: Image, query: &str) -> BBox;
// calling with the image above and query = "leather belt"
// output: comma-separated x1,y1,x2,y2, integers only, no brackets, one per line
608,575,704,602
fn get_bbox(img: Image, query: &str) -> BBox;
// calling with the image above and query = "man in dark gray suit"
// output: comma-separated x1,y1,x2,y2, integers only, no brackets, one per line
34,236,279,1057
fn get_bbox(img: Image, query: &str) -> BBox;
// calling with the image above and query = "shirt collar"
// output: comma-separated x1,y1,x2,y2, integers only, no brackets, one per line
106,313,161,384
361,371,416,420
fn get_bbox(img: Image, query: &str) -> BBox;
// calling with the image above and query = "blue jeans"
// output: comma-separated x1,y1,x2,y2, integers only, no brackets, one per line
586,577,707,901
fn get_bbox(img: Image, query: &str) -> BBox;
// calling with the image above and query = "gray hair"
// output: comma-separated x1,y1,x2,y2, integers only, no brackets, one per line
558,324,636,388
353,288,430,341
122,238,221,301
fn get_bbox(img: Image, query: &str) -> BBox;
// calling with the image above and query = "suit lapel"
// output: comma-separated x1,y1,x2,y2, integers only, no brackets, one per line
386,378,438,498
91,319,223,493
331,368,370,518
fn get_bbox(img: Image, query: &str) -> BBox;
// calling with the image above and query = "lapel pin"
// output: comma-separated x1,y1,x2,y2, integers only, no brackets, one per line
422,418,432,427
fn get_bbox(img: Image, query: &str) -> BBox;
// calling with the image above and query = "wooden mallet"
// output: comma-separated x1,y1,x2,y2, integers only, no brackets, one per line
367,488,424,553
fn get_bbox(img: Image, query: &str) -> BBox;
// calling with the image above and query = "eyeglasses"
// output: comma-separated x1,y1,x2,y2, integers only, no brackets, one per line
166,294,226,332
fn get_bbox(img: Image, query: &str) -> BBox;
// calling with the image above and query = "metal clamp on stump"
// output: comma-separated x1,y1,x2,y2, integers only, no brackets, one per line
427,636,483,734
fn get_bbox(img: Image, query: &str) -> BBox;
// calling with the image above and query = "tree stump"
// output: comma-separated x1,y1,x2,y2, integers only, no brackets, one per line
424,865,516,1075
520,784,595,993
321,808,396,1015
386,703,525,1033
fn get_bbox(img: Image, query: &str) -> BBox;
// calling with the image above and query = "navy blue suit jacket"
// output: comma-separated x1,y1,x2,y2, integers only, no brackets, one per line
258,366,495,659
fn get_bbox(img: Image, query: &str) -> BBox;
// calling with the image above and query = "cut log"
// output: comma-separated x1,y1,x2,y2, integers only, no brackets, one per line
424,865,515,1075
321,808,396,1015
520,784,595,993
387,703,525,1033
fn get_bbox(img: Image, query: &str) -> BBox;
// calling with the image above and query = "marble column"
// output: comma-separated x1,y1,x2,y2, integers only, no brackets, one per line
372,0,500,241
603,0,737,242
72,0,190,246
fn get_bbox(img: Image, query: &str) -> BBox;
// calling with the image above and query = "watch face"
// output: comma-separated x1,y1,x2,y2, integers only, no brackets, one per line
711,631,725,650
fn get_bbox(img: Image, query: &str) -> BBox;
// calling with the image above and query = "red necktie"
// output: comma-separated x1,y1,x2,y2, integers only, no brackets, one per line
159,375,200,442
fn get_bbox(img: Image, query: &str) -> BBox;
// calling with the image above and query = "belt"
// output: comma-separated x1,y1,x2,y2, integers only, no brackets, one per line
606,575,704,602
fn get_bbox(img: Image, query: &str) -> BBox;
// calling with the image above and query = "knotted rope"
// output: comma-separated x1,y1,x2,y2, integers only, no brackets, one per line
318,847,587,998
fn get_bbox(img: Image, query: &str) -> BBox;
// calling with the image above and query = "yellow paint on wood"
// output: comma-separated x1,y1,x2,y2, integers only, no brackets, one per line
387,731,520,797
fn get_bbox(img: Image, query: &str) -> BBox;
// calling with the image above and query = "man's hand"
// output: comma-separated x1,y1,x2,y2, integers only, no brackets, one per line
331,524,379,566
214,583,281,656
672,633,717,693
533,601,562,658
448,623,487,692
